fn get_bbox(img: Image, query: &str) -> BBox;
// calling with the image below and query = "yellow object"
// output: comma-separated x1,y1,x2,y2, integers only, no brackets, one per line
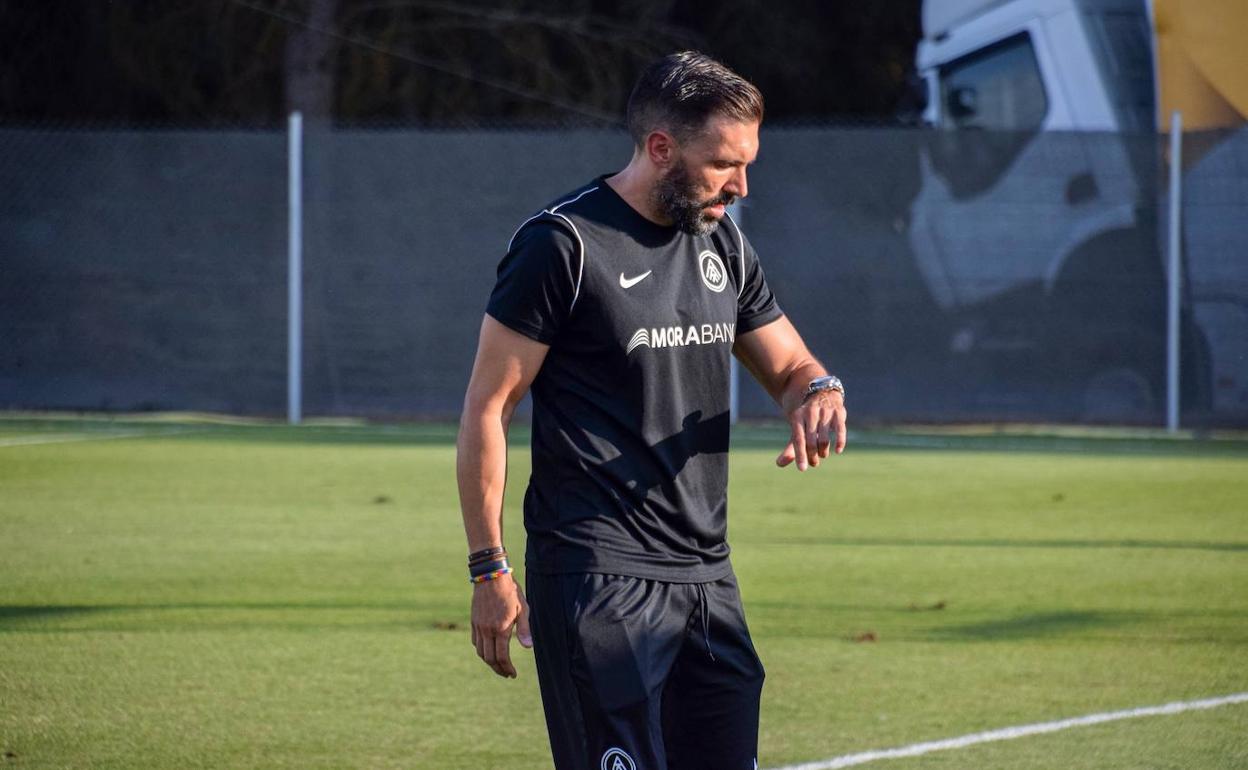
1154,0,1248,130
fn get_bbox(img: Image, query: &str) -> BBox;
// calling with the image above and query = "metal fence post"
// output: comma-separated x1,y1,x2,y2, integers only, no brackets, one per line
1166,111,1182,433
288,111,303,425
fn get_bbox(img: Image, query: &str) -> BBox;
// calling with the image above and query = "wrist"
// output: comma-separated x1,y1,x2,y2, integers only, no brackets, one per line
782,376,819,413
785,374,844,414
468,547,513,584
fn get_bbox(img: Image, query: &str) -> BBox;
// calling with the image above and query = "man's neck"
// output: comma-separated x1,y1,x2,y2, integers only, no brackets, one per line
604,163,671,227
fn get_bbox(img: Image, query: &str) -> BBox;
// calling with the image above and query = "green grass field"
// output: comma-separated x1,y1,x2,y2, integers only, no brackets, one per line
1,416,1246,769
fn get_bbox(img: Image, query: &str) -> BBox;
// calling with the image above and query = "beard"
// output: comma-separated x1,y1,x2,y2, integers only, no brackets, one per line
654,161,738,236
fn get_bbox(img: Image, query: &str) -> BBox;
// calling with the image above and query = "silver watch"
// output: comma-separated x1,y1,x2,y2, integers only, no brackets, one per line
805,375,845,401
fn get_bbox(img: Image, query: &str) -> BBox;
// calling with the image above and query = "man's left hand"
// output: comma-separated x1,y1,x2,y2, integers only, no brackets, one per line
776,391,846,470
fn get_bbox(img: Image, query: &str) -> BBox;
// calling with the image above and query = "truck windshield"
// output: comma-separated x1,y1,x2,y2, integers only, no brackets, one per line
940,33,1047,130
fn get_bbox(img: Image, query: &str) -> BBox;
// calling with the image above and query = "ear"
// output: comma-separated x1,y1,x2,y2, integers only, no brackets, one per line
644,130,677,168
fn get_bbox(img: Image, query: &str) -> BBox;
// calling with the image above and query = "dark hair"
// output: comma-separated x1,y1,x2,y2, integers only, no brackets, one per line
626,51,764,147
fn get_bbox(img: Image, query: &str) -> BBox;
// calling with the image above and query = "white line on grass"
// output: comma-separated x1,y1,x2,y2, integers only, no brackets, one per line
0,428,200,448
770,692,1248,770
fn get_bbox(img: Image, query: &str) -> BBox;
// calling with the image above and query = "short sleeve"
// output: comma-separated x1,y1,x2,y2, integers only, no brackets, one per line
486,220,580,344
734,227,783,333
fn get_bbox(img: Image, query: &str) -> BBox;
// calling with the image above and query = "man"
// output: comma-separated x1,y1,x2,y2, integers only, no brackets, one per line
457,51,847,770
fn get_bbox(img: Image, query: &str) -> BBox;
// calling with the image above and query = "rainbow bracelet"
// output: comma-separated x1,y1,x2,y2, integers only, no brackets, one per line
469,566,514,584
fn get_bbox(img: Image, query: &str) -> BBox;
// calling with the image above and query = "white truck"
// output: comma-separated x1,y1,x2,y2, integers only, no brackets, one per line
909,0,1248,423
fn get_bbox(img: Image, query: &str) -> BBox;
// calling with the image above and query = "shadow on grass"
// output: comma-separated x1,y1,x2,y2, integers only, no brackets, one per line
0,601,466,631
0,420,462,448
928,610,1125,640
921,609,1248,643
750,604,1248,643
752,536,1248,553
168,426,462,447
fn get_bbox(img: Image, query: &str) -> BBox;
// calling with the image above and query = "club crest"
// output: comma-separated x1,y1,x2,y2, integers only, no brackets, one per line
699,250,728,293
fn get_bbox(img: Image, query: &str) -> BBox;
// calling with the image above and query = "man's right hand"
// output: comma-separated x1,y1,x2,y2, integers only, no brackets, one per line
471,574,532,678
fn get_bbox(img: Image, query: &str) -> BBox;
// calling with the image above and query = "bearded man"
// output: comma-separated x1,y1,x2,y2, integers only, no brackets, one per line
457,50,848,770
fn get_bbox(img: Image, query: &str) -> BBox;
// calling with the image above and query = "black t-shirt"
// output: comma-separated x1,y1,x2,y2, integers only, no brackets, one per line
486,177,783,582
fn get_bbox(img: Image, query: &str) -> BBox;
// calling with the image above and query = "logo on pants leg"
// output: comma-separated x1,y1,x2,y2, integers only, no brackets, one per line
600,747,636,770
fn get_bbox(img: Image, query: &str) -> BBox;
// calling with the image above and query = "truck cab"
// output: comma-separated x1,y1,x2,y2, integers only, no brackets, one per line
908,0,1245,423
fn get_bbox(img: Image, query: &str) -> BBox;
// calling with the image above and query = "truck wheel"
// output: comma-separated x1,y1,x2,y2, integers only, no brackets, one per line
1081,366,1155,423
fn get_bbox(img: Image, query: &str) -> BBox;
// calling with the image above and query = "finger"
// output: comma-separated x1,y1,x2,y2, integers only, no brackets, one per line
493,630,516,678
835,405,848,454
816,399,835,458
480,628,505,677
789,415,809,471
516,587,533,649
816,412,831,459
776,441,796,467
475,626,487,663
804,404,821,467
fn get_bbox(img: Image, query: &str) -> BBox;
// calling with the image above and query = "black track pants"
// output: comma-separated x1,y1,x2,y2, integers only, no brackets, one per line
527,571,765,770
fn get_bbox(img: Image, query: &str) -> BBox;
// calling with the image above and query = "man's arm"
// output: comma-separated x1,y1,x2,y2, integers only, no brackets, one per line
733,314,847,470
457,315,549,678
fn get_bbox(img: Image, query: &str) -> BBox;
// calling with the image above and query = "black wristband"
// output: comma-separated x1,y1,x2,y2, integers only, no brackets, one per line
469,557,511,579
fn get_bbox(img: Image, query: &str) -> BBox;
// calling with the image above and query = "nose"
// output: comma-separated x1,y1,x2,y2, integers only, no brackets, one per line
727,166,748,200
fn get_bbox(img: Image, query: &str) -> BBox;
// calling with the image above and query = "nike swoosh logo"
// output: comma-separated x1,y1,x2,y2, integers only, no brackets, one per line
619,270,652,289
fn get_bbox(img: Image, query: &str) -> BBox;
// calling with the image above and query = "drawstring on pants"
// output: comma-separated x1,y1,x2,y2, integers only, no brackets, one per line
696,583,715,661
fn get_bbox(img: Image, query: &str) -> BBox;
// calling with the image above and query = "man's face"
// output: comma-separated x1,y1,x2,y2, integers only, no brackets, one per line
654,116,759,236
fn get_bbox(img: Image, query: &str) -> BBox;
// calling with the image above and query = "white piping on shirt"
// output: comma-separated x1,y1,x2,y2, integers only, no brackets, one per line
726,211,746,300
506,186,598,315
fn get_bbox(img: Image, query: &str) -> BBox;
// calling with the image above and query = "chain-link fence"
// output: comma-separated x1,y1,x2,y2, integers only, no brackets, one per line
2,123,1246,426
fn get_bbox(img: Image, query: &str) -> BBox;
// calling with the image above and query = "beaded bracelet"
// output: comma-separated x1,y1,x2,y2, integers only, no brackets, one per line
469,566,514,584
